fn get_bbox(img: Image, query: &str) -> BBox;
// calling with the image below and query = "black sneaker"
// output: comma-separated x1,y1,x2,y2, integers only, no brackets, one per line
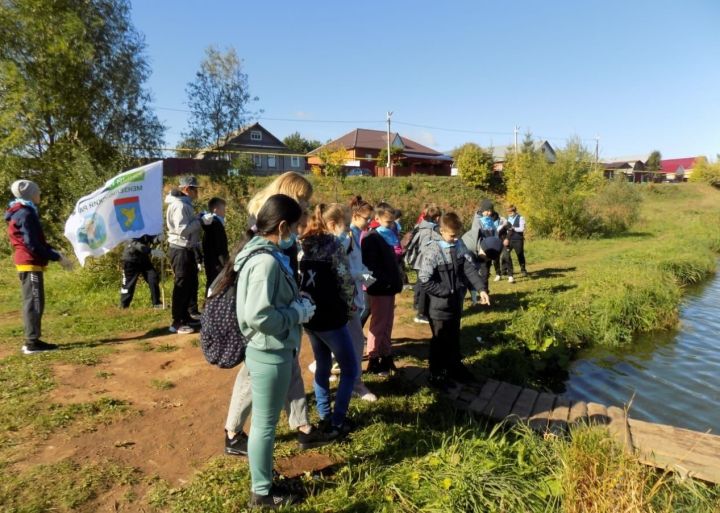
225,431,248,456
188,311,202,321
248,485,299,509
22,340,58,354
428,374,457,393
380,355,398,373
365,357,383,374
332,418,355,437
297,425,338,450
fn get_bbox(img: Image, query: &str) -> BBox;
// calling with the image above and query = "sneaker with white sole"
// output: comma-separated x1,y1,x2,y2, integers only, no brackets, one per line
494,275,502,282
508,276,515,283
413,315,430,324
353,383,378,402
308,361,316,374
169,324,194,334
22,340,58,354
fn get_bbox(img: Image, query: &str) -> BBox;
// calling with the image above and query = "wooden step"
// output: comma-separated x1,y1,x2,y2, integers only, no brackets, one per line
469,379,500,415
607,406,633,453
529,392,556,432
568,401,588,425
482,382,523,421
587,402,609,425
549,397,571,435
507,388,539,424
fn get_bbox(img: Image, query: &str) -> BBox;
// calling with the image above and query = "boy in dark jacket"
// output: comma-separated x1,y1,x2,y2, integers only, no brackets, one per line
5,180,73,354
201,197,229,294
419,213,490,390
120,234,163,308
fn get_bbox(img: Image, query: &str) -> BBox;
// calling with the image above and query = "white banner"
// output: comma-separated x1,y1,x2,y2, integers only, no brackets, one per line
64,161,164,266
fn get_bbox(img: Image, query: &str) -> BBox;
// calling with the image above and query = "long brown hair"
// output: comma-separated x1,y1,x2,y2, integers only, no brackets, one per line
349,195,373,217
301,203,348,239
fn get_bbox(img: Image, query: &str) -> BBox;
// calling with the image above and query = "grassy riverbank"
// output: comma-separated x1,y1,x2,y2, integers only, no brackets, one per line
1,181,720,512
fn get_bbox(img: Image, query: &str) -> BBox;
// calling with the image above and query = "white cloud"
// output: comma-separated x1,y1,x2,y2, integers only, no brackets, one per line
295,111,310,119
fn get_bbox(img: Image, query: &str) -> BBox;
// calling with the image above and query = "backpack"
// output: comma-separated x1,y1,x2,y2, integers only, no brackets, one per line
402,225,422,267
200,249,271,368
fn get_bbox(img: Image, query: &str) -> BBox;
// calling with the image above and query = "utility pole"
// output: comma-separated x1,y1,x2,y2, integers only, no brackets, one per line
386,111,393,175
514,125,520,153
594,135,600,164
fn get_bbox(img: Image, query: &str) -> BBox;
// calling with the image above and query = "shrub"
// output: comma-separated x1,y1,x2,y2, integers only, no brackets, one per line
689,157,720,187
587,176,641,235
455,143,494,189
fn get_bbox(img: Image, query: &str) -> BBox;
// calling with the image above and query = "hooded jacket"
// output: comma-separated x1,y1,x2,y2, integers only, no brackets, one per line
5,202,60,270
407,219,442,270
361,229,403,296
121,234,157,265
165,190,201,249
299,233,354,331
202,215,229,274
418,239,488,320
235,236,301,354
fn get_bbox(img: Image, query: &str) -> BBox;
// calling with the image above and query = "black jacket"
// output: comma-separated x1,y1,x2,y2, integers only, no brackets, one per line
361,230,403,296
418,240,487,320
202,217,229,275
121,235,157,266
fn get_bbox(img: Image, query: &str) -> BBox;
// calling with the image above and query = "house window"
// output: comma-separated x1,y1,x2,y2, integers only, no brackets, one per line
253,154,262,168
267,155,276,168
291,156,300,168
250,130,262,141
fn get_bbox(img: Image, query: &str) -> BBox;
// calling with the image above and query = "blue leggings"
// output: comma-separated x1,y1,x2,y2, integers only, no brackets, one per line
306,326,359,427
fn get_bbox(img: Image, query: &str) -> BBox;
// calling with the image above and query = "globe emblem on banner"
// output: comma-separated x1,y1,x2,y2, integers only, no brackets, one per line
77,213,107,250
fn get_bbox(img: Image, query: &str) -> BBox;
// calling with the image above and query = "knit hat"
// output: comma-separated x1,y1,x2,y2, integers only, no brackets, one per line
479,236,502,260
479,199,494,212
11,180,40,201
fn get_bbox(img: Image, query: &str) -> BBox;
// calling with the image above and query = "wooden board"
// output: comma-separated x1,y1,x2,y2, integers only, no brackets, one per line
482,382,523,421
568,401,588,425
468,379,500,414
607,406,632,453
508,388,539,424
587,402,609,425
529,392,556,432
549,397,571,434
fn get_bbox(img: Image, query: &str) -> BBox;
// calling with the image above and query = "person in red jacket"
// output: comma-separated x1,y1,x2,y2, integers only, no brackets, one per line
5,180,73,354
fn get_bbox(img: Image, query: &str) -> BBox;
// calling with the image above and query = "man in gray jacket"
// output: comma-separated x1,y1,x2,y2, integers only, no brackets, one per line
166,176,207,334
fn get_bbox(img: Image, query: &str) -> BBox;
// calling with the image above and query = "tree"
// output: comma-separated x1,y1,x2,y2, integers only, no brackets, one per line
376,146,404,168
689,157,720,187
646,150,662,171
521,131,536,154
183,46,260,149
0,0,164,162
316,145,349,200
455,143,494,188
0,0,165,241
283,132,321,154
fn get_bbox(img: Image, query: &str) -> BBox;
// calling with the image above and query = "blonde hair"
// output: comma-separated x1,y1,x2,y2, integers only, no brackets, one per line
247,172,313,217
302,203,348,238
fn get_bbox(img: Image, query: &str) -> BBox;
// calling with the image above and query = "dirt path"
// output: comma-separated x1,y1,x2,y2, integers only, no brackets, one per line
7,298,432,511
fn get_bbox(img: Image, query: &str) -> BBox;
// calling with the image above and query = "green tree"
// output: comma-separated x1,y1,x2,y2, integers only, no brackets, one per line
0,0,165,242
376,146,404,168
455,143,494,188
283,132,321,154
521,131,536,154
646,150,662,171
183,46,260,149
317,145,349,200
689,157,720,187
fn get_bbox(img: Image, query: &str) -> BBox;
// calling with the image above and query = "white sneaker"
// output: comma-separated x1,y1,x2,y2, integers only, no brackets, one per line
508,276,515,283
354,384,378,402
308,361,317,374
169,324,194,334
331,362,341,375
329,374,338,382
494,275,502,282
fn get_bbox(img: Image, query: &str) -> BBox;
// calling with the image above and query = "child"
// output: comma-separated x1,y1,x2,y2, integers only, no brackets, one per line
419,213,490,390
405,204,442,324
347,196,377,401
5,180,73,354
361,203,403,375
299,203,358,434
465,199,500,301
120,234,163,308
201,197,229,294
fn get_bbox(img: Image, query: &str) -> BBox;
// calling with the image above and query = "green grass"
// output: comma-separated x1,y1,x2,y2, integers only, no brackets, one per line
1,181,719,511
150,379,175,391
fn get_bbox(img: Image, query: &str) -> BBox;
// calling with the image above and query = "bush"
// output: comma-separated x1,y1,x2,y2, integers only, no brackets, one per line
455,143,494,189
587,176,641,235
689,157,720,187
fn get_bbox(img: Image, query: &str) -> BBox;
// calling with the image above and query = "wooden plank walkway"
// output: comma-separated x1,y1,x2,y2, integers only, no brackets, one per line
398,366,720,484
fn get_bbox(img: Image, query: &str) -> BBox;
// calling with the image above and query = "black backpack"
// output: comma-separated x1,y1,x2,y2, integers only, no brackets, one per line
200,249,271,368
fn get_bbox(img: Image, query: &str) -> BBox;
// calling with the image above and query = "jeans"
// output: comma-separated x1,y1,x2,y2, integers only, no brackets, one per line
346,310,367,389
19,271,44,343
306,326,358,427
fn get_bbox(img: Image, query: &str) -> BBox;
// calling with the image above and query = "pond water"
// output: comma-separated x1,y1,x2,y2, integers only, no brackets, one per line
562,270,720,433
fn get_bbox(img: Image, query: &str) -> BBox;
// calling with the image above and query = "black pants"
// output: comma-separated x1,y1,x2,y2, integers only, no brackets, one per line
169,246,199,325
120,260,160,308
505,238,526,276
414,280,428,317
19,271,44,343
492,257,501,276
204,262,222,298
428,316,464,378
500,247,513,276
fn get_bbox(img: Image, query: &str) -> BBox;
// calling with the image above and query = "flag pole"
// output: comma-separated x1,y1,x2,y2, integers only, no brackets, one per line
160,256,166,309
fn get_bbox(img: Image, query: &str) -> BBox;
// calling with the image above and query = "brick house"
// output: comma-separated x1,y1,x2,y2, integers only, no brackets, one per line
307,128,453,176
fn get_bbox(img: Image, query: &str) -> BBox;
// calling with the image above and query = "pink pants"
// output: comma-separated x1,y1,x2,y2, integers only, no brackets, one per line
367,294,396,358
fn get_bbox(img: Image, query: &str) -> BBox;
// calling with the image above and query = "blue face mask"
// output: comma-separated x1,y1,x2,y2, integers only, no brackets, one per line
337,231,351,251
438,239,455,249
278,232,297,250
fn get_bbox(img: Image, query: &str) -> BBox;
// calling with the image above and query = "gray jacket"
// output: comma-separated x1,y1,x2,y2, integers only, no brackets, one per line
165,190,201,248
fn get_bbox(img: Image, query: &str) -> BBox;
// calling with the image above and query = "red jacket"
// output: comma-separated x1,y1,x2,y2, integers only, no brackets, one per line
5,202,60,270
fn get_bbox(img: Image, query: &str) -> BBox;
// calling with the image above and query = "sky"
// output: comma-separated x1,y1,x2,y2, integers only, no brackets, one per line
131,0,720,160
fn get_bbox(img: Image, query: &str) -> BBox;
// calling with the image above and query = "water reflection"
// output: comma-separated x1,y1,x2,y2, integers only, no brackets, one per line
563,273,720,433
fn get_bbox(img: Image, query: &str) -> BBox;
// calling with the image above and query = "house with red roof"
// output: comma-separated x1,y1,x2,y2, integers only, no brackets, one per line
307,128,453,177
660,157,705,182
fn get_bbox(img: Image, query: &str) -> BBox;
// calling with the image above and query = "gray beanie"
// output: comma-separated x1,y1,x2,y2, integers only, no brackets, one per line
11,180,40,201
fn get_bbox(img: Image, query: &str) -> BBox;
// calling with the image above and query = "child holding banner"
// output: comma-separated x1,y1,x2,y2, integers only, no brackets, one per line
5,180,73,354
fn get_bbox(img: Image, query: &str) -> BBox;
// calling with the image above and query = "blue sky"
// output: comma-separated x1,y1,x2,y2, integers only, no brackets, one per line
131,0,719,159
